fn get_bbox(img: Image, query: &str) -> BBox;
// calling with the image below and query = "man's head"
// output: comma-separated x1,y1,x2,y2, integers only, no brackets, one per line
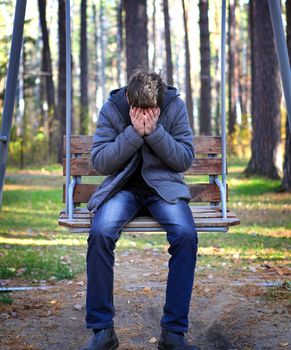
126,70,166,109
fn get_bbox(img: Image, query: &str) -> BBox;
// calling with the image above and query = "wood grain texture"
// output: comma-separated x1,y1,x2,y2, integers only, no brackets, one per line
58,216,240,229
63,135,222,155
63,157,223,176
62,183,228,203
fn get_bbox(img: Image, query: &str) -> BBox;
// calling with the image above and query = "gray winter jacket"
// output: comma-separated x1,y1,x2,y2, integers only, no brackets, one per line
87,86,194,214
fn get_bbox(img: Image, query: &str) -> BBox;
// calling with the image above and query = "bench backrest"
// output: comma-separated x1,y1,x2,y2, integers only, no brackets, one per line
62,135,227,205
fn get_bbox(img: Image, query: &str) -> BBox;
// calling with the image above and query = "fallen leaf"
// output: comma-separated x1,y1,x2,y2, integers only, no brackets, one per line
148,337,157,343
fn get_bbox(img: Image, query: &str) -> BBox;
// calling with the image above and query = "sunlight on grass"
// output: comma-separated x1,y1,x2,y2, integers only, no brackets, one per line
0,237,86,246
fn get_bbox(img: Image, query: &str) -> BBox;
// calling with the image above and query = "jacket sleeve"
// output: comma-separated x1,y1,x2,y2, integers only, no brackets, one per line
143,98,194,172
91,103,144,175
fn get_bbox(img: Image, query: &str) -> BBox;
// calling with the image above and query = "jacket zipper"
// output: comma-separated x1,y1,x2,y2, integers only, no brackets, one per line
141,147,179,204
106,152,141,200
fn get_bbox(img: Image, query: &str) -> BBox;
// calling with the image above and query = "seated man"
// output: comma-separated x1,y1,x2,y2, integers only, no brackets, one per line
81,70,200,350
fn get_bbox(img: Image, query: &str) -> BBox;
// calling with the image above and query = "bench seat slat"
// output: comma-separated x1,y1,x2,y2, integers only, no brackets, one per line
59,211,238,220
58,216,240,229
60,206,225,214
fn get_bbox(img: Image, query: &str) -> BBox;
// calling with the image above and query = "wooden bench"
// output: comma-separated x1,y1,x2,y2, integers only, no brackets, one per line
58,135,240,233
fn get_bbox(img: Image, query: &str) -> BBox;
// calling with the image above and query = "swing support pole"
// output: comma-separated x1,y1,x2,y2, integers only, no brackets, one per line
65,0,72,216
219,0,227,219
0,0,27,208
268,0,291,132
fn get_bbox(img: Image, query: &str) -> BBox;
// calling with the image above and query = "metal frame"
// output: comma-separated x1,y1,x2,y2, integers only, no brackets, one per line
0,0,27,208
65,0,72,216
67,227,229,234
220,0,227,221
63,0,230,232
269,0,291,131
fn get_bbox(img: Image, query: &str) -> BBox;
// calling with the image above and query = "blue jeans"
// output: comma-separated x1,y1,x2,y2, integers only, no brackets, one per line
86,190,198,333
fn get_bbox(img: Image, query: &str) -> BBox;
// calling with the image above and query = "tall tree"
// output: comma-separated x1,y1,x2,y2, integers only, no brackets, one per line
228,0,239,148
283,0,291,190
92,3,100,121
152,0,157,71
80,0,89,134
38,0,58,159
100,0,107,102
58,0,66,163
116,0,123,87
124,0,148,79
245,0,281,178
182,0,194,131
199,0,211,135
214,50,220,136
19,42,26,169
163,0,173,85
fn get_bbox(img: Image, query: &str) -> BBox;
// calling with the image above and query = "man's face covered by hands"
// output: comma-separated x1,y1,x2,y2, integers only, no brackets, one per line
129,106,160,137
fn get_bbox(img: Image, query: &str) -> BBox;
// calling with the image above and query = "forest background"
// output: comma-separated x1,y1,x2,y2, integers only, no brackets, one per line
0,0,290,191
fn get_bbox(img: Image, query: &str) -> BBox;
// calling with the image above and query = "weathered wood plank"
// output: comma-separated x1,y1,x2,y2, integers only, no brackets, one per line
60,211,238,220
62,183,228,203
60,206,225,214
63,158,223,176
63,135,222,155
58,216,240,229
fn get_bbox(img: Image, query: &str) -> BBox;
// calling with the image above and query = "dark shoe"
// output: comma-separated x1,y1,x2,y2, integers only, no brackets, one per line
80,327,119,350
158,328,200,350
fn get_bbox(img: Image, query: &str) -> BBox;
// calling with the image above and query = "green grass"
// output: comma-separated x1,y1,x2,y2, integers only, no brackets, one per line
0,292,13,305
0,160,290,282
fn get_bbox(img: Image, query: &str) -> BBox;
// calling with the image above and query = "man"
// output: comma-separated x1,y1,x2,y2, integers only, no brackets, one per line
80,71,200,350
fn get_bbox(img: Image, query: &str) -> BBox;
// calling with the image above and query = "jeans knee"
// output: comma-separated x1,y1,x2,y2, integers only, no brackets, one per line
88,221,117,246
172,225,198,246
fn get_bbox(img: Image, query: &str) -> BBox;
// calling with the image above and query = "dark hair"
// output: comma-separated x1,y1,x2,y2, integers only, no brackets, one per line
127,70,166,108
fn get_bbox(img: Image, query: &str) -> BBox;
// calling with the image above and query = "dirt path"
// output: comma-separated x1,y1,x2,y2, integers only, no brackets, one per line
0,249,290,350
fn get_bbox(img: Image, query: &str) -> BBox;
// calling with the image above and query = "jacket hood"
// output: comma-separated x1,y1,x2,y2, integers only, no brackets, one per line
108,85,180,122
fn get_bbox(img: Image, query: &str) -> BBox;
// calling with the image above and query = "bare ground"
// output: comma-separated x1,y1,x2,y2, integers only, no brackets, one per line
0,249,290,350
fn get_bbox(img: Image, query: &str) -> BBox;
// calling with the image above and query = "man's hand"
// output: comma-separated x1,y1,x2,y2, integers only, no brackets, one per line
144,107,160,135
130,107,145,136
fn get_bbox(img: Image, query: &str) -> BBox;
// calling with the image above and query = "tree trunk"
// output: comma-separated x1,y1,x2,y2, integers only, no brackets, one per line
100,0,107,102
92,3,100,122
124,0,149,80
199,0,211,135
80,0,89,135
38,0,58,161
163,0,173,85
228,0,240,151
57,0,66,163
152,0,157,71
282,0,291,190
19,43,26,169
182,0,194,131
117,0,123,87
245,0,281,179
214,49,220,136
